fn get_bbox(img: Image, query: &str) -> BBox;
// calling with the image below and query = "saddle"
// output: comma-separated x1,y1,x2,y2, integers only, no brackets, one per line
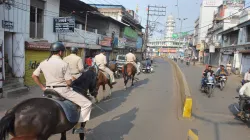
44,89,80,123
94,64,110,80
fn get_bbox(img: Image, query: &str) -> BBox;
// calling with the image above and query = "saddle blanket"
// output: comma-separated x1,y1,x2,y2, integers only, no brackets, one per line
101,71,110,80
49,98,80,123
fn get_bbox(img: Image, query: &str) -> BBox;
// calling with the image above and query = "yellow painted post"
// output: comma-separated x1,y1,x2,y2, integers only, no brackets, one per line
187,129,198,140
183,97,192,118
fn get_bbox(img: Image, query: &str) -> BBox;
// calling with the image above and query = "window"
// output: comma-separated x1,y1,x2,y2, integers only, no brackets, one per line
30,1,44,39
247,26,250,42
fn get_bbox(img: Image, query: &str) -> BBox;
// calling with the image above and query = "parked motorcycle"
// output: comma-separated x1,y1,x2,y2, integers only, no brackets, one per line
234,96,250,121
218,75,227,91
201,72,215,98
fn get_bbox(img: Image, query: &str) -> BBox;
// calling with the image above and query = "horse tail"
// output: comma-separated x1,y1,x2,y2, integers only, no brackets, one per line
0,112,15,140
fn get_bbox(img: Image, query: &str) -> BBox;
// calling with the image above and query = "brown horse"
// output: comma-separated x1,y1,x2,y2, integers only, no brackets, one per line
122,63,137,89
91,66,113,102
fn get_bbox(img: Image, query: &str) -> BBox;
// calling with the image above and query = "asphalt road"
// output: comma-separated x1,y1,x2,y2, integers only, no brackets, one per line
48,58,191,140
178,62,250,140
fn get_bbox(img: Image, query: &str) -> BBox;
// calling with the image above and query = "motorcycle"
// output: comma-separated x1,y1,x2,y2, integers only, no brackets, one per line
142,63,153,73
218,75,227,91
201,72,215,98
234,96,250,121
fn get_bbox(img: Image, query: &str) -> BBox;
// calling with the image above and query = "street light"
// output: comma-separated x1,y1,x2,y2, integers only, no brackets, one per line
177,18,188,55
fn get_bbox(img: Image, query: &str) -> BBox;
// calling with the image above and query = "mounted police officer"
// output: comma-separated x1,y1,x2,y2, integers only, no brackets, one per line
32,42,92,133
94,49,116,85
126,48,140,75
63,47,84,80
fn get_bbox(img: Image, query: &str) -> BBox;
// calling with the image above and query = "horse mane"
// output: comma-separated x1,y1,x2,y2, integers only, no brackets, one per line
71,70,95,89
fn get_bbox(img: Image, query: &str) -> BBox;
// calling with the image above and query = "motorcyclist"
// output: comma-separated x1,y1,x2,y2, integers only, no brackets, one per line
242,68,250,85
215,65,229,82
238,82,250,117
126,48,140,75
32,42,92,133
201,65,214,88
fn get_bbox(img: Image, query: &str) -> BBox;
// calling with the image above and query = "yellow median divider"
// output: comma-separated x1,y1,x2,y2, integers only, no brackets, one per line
166,58,192,119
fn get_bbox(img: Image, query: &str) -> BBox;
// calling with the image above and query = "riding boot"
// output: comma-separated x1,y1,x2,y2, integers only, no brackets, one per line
72,123,85,134
237,111,243,117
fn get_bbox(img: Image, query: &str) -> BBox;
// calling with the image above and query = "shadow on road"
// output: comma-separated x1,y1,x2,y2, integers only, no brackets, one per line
86,107,139,140
192,112,245,140
90,78,149,119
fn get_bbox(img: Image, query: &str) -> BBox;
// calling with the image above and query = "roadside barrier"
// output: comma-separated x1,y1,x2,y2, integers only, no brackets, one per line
167,58,192,118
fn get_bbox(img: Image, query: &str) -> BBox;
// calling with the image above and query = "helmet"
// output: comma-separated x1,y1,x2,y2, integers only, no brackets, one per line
71,47,78,54
100,49,105,53
50,42,65,52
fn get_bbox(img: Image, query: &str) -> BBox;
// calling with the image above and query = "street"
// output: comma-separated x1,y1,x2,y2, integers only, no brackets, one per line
2,58,250,139
178,62,250,140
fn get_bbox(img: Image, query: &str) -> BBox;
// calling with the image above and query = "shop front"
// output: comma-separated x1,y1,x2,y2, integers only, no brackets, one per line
240,50,250,75
220,49,234,66
24,41,51,86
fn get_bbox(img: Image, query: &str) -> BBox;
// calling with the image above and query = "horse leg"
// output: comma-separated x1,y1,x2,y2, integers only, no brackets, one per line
79,122,86,140
61,132,66,140
131,76,134,87
123,75,128,89
107,81,113,97
102,84,106,99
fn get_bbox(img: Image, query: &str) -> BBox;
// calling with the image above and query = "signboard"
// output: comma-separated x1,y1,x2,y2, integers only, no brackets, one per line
136,37,143,49
203,0,223,7
2,20,14,29
223,0,245,7
209,45,215,53
172,34,178,39
53,17,75,33
123,27,138,39
118,38,126,48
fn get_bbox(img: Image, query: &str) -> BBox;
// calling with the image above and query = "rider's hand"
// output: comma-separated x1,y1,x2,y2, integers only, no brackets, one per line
41,86,46,91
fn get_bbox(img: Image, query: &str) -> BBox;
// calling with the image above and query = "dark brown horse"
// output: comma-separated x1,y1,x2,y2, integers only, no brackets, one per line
91,65,113,102
122,63,137,89
0,69,98,140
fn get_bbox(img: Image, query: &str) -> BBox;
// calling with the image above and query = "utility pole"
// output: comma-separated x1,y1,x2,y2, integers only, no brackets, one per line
177,18,187,55
145,5,166,58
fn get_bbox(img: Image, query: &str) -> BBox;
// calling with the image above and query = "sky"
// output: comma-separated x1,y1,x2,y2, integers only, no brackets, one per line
81,0,250,38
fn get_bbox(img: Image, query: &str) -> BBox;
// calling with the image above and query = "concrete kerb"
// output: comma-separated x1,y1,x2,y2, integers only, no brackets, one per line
165,58,193,120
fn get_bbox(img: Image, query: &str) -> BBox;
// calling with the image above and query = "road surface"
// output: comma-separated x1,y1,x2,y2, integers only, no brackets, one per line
178,62,250,140
49,58,191,139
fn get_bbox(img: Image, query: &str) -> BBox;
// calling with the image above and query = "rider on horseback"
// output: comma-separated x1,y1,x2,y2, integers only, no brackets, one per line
95,49,116,85
126,48,140,75
32,42,92,133
63,47,84,80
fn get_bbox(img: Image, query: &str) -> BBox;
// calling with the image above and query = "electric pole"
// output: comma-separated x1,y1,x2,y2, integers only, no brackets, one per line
145,5,167,50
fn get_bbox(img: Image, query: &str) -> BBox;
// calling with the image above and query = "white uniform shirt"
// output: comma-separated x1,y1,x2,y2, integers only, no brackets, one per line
244,72,250,81
94,53,107,69
33,55,72,86
126,53,136,62
63,54,83,74
239,82,250,97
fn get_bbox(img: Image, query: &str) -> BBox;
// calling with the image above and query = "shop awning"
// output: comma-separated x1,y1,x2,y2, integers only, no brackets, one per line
101,46,112,51
87,44,101,50
25,41,51,51
62,42,87,48
239,50,250,53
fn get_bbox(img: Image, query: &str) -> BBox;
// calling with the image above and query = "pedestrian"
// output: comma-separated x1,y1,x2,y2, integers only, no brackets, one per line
242,68,250,85
226,61,232,75
32,42,92,133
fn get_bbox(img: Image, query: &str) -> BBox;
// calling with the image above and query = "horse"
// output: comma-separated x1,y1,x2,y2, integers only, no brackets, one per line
109,63,121,78
122,63,137,89
0,69,98,140
91,65,113,102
